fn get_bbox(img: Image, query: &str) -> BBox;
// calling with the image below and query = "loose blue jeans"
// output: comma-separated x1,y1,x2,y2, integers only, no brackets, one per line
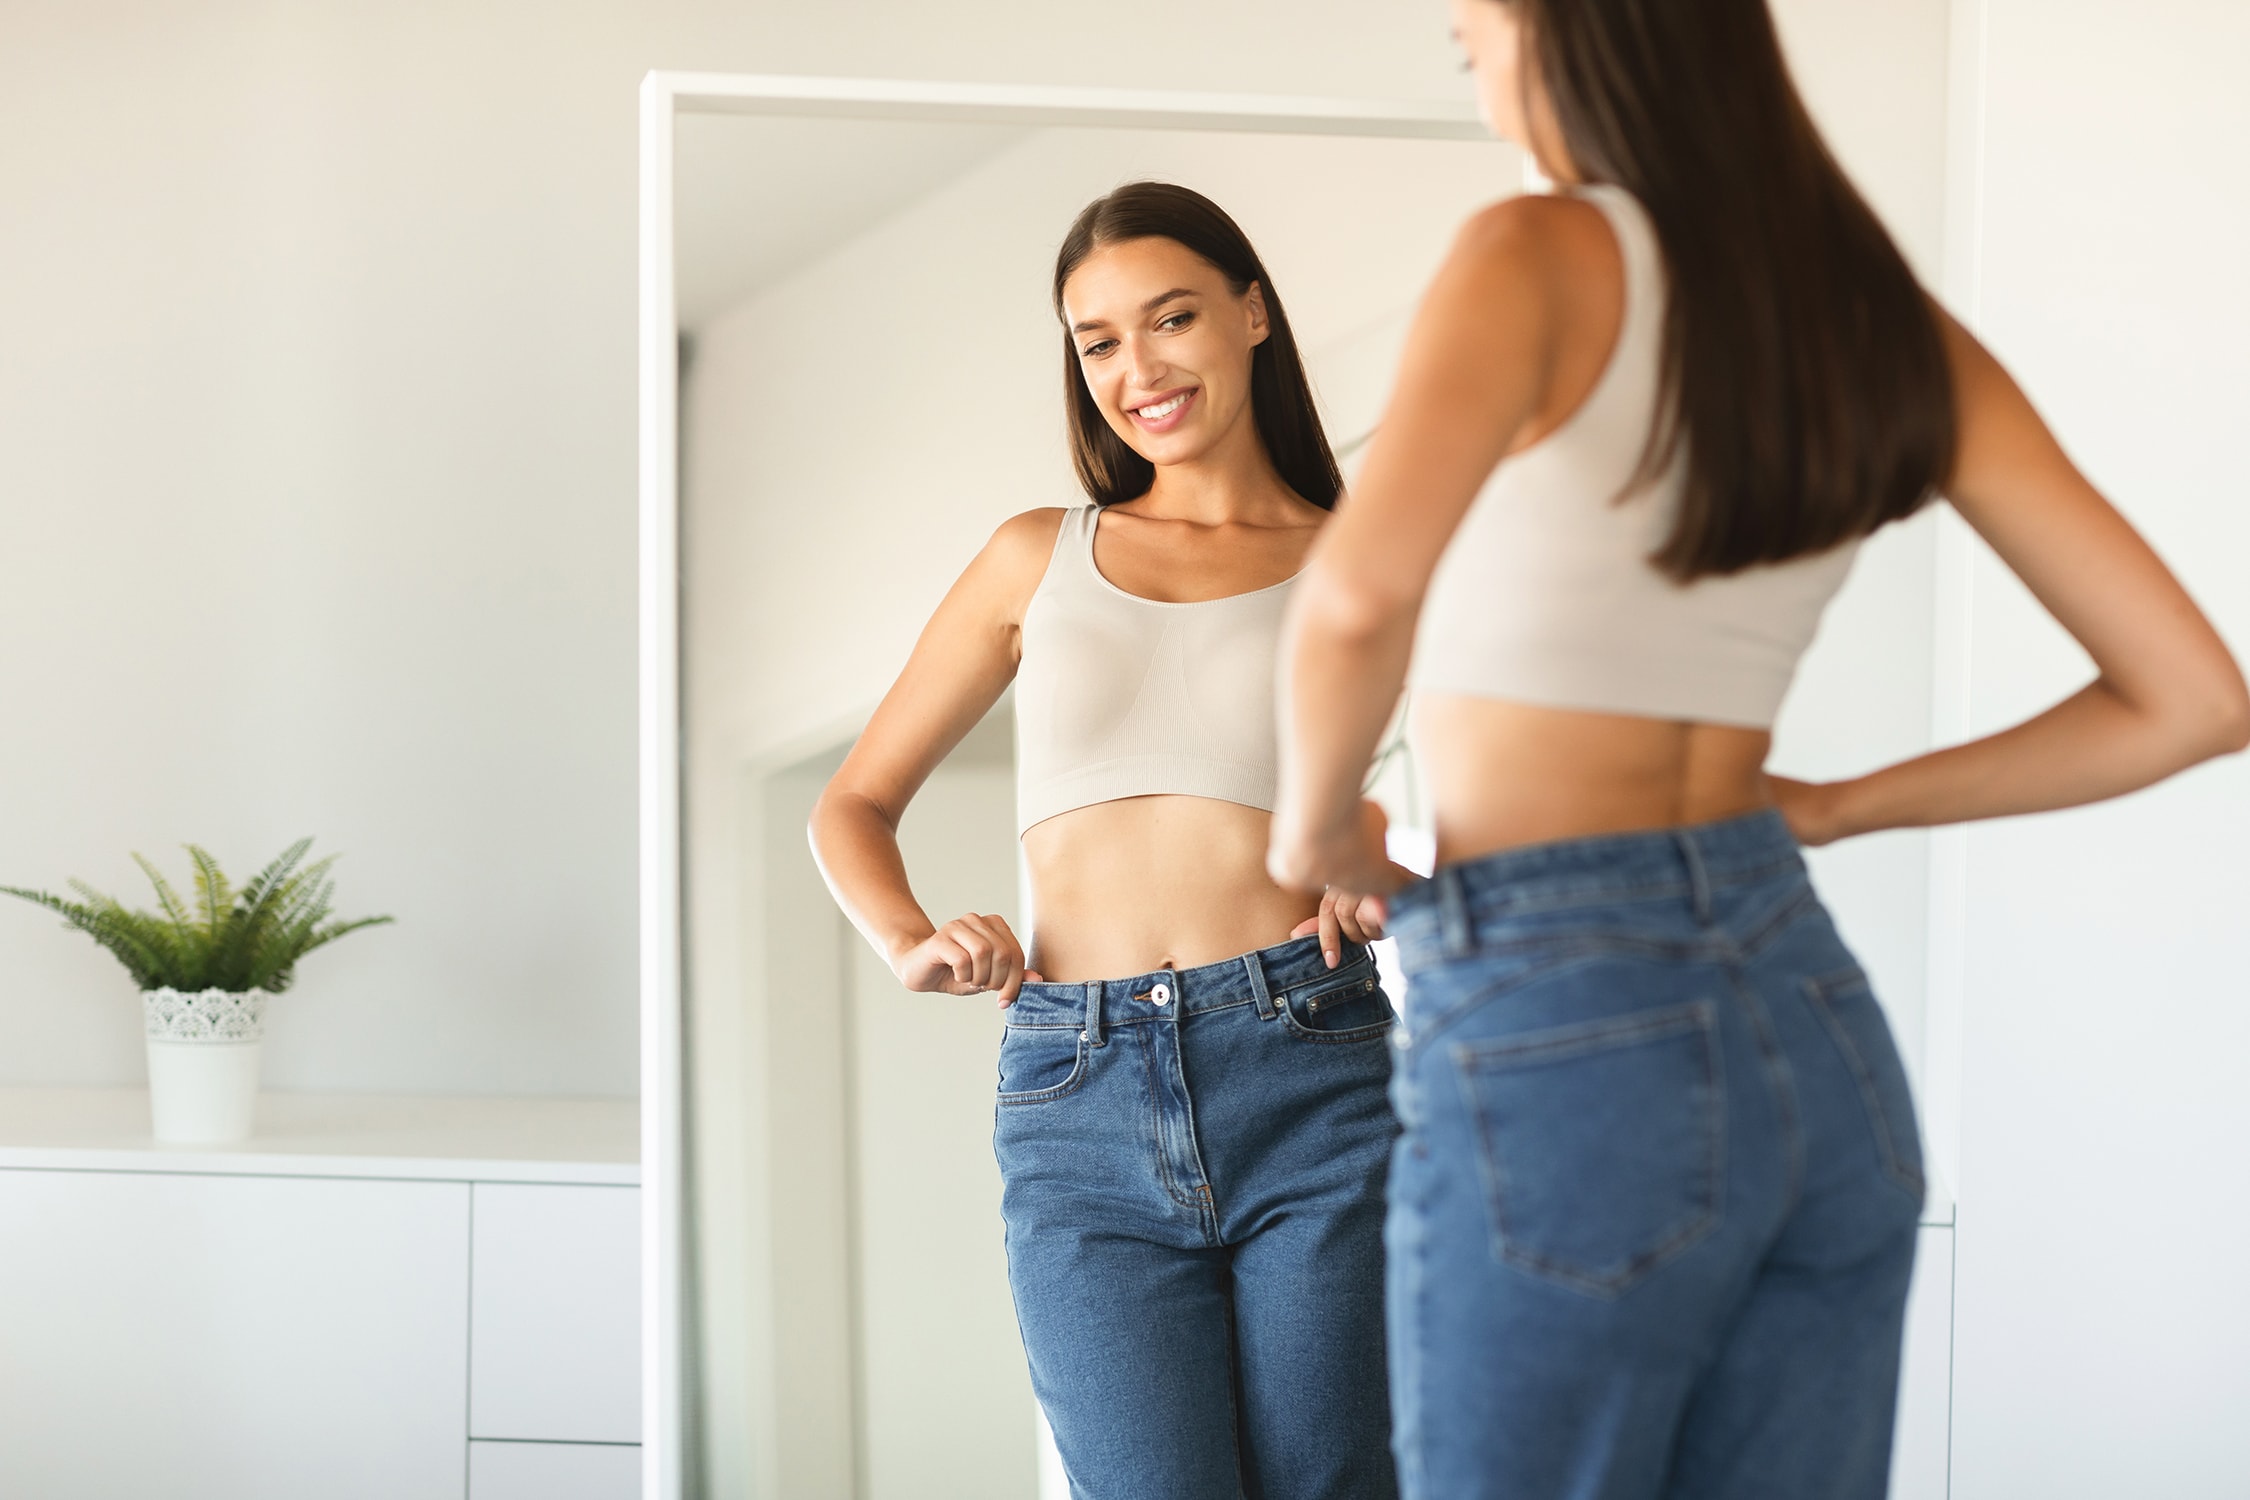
995,935,1401,1500
1384,811,1924,1500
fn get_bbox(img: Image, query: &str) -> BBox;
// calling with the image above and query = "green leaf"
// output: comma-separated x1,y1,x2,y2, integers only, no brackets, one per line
4,842,390,993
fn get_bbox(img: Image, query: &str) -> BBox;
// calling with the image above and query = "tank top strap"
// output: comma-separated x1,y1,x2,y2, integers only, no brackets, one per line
1030,503,1098,603
1063,503,1100,547
1569,183,1665,351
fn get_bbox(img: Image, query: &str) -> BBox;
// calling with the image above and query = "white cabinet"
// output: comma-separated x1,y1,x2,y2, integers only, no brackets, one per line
0,1088,640,1499
469,1440,642,1500
0,1169,471,1500
471,1183,642,1443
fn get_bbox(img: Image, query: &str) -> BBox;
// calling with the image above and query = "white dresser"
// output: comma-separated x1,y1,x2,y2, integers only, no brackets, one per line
0,1088,640,1500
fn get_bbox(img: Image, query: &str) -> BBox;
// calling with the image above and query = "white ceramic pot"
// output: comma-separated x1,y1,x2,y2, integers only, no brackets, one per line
141,988,269,1143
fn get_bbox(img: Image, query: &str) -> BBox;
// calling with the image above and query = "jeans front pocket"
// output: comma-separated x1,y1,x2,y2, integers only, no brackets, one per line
1451,999,1724,1297
1803,970,1925,1203
1277,958,1395,1044
996,1024,1089,1106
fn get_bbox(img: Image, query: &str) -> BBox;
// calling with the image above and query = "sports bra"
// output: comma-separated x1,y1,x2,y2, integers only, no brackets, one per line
1013,505,1294,836
1409,184,1858,729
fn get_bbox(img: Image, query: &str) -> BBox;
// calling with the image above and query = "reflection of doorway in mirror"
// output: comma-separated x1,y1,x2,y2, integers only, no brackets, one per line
739,705,1041,1499
843,707,1038,1500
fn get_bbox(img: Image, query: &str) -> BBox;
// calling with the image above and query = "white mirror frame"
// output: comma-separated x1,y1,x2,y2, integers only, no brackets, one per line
637,71,1484,1498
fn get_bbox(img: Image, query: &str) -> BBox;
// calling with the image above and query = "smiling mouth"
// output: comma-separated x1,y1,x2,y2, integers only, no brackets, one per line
1131,389,1195,424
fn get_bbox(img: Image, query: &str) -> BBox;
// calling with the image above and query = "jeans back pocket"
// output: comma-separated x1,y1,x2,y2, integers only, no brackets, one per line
1802,970,1925,1203
1451,999,1723,1298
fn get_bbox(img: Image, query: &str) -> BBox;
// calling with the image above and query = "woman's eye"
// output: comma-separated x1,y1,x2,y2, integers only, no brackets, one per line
1159,312,1193,331
1079,340,1115,359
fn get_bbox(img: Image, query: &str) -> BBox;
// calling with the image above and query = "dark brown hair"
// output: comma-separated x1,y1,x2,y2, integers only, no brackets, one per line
1052,182,1342,510
1508,0,1956,578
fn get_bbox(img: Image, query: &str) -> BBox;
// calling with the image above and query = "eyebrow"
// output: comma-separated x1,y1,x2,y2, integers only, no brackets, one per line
1070,287,1198,335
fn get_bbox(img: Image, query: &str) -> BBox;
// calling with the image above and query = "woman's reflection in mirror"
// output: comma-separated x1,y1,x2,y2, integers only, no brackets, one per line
807,182,1408,1498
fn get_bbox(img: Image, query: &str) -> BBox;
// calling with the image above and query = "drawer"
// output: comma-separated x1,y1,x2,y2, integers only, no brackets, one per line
469,1440,640,1500
0,1169,468,1500
470,1183,640,1443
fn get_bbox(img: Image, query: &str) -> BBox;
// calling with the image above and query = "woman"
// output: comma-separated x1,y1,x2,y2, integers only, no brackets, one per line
1268,4,2250,1499
810,182,1400,1499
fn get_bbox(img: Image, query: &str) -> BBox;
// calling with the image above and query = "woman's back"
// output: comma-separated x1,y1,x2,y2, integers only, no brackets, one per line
1400,187,1854,862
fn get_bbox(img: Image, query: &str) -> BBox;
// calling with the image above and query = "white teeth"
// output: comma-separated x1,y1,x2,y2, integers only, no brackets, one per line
1136,392,1189,420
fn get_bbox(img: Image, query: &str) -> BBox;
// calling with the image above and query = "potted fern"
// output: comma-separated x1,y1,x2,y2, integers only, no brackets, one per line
3,839,392,1143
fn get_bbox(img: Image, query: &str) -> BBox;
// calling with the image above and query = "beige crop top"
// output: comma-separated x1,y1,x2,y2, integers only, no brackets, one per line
1014,505,1293,835
1409,184,1858,729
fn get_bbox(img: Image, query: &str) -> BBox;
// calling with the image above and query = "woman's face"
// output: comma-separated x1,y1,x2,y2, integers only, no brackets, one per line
1061,236,1268,472
1449,0,1574,179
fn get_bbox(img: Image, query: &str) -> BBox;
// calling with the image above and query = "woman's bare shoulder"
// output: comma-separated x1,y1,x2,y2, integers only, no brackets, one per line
1452,192,1612,276
948,506,1074,621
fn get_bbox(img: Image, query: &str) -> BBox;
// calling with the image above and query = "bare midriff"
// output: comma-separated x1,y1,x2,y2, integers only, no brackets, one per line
1415,695,1776,867
1020,795,1318,983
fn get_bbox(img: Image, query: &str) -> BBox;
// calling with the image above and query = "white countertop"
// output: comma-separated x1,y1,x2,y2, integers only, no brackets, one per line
0,1087,639,1185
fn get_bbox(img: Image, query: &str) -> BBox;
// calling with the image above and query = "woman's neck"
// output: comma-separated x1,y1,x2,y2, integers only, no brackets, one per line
1136,418,1301,524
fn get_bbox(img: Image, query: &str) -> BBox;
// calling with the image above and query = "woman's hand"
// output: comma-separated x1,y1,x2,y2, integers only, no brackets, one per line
1269,798,1399,899
891,913,1041,1007
1290,887,1389,969
1767,775,1849,847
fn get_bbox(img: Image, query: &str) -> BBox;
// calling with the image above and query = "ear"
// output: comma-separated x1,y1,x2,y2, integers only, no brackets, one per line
1243,281,1271,347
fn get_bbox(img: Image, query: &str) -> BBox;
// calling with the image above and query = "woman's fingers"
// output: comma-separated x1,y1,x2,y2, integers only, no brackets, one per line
1318,890,1345,968
976,914,1025,1006
950,922,993,990
1336,892,1387,945
939,913,1033,998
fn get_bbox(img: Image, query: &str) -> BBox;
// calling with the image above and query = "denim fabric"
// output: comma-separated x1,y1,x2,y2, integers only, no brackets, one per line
995,935,1401,1500
1384,810,1923,1500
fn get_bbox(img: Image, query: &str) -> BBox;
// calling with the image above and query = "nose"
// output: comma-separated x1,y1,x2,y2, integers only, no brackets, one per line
1122,335,1169,394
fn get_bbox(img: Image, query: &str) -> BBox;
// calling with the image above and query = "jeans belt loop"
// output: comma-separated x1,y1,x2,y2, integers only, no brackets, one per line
1083,980,1106,1048
1437,866,1474,960
1674,829,1716,925
1244,949,1277,1021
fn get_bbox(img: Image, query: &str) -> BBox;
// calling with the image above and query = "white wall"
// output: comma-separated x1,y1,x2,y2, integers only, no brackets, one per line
1943,2,2250,1493
0,0,1470,1099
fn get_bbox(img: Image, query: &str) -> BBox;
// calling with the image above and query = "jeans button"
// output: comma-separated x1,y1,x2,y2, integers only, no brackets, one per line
1150,982,1171,1006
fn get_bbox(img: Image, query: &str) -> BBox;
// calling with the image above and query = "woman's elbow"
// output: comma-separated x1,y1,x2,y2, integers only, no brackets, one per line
2158,660,2250,765
1294,563,1417,650
2207,669,2250,757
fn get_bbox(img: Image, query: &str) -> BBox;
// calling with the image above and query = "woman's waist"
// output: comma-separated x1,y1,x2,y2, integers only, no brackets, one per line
1389,806,1809,963
1009,933,1373,1027
1023,889,1317,986
1415,694,1774,863
1020,797,1311,979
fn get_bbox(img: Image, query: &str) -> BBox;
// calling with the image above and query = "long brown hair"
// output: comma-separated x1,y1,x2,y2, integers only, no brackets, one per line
1052,182,1342,511
1508,0,1956,579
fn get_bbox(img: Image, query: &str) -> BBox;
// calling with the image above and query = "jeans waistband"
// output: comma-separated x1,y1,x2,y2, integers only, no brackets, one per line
1010,934,1373,1042
1391,808,1805,943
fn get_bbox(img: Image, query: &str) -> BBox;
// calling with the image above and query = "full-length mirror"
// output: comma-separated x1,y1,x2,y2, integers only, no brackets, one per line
656,84,1510,1499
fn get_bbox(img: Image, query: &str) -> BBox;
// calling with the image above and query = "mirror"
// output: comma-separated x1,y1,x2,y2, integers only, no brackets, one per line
644,77,1511,1499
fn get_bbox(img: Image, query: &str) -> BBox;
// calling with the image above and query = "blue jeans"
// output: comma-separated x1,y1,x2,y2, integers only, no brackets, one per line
1384,811,1924,1500
995,935,1401,1500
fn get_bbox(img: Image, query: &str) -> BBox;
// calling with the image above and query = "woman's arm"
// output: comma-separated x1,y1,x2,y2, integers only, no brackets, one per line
1777,312,2250,845
809,508,1062,1004
1268,199,1568,892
